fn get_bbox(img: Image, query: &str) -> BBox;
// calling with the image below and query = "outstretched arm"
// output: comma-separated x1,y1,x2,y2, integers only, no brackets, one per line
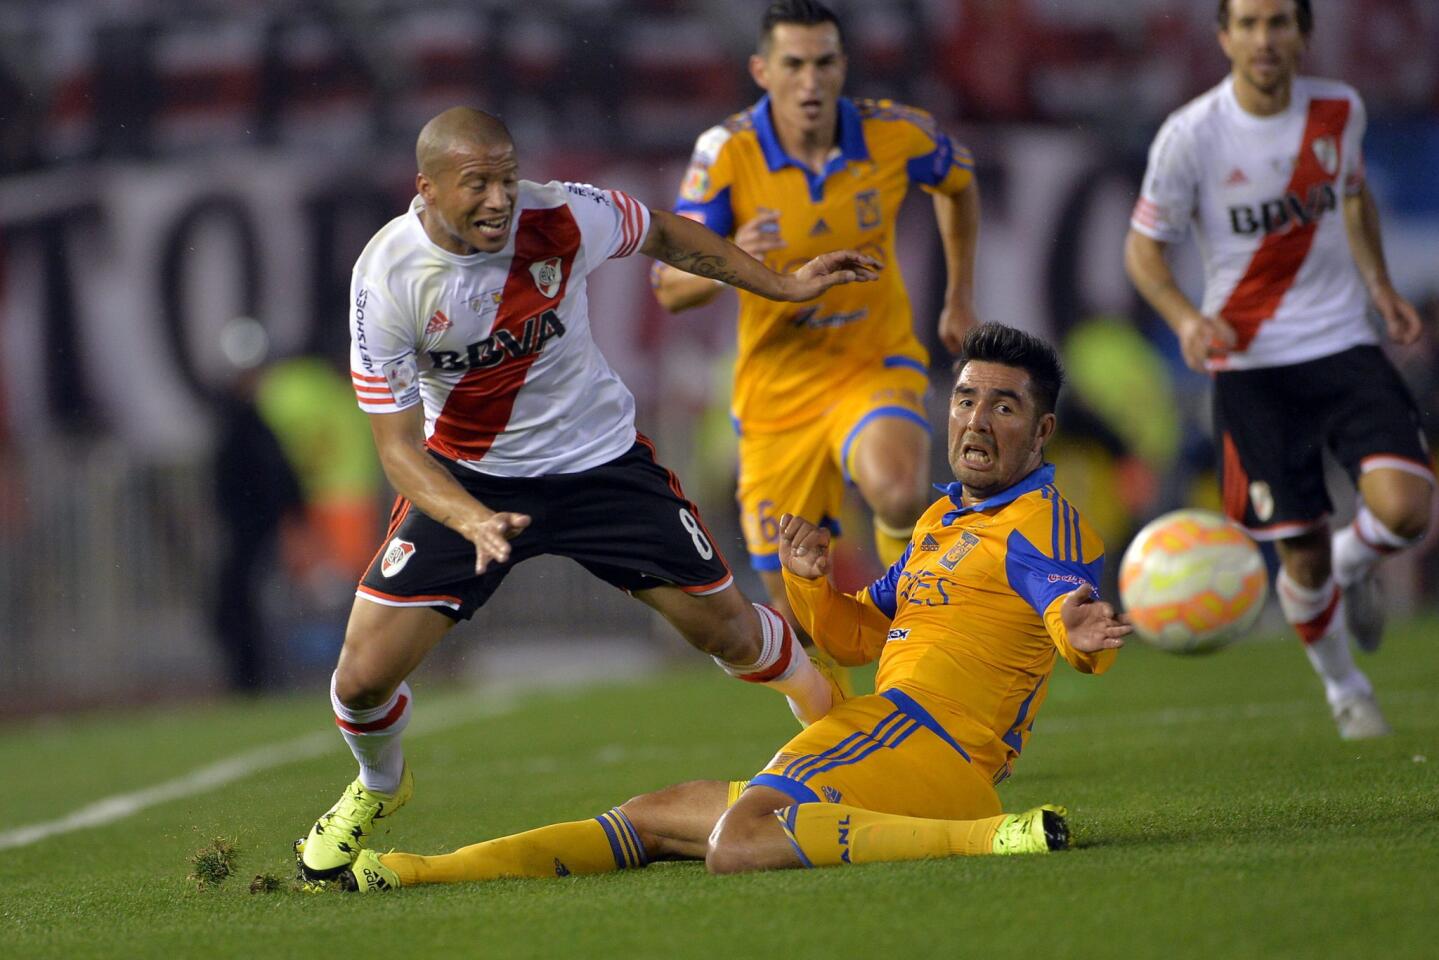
1046,583,1129,674
368,406,530,574
642,209,878,304
653,208,789,312
933,182,981,354
1343,185,1422,345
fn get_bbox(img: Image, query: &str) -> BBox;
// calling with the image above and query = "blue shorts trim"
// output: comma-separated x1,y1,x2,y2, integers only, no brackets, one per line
840,406,932,484
749,773,822,806
883,355,929,376
881,688,972,762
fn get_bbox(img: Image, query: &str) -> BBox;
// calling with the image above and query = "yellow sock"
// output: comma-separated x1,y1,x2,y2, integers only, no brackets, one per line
380,808,646,885
873,519,914,568
776,803,1005,867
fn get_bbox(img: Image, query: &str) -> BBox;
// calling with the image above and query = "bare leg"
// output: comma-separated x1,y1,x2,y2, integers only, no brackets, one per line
619,780,733,860
635,584,833,723
847,416,931,566
705,785,806,874
333,599,454,707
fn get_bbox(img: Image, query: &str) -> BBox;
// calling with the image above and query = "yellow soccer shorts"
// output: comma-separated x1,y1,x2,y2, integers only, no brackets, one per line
741,688,1001,821
735,360,929,571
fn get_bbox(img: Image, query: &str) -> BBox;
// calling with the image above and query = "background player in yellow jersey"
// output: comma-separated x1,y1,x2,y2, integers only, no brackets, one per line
323,324,1132,891
652,0,983,630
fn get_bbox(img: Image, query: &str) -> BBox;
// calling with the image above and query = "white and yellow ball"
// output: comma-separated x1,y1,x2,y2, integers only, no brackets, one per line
1119,509,1268,654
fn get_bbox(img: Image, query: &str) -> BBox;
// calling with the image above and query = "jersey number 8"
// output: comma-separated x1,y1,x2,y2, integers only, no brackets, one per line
679,508,714,560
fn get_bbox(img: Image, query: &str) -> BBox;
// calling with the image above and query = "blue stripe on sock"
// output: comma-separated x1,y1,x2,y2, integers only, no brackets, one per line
594,814,627,869
610,811,641,868
773,808,815,868
611,808,648,867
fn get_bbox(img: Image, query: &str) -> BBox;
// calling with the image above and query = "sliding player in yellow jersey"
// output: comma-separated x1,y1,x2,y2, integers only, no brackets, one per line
652,0,982,634
320,324,1131,891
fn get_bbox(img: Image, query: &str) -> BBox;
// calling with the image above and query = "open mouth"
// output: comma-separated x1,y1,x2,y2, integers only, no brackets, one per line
473,214,511,240
960,443,993,468
799,98,823,120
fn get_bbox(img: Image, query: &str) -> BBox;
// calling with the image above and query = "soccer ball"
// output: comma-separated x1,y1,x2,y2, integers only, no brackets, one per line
1118,508,1268,654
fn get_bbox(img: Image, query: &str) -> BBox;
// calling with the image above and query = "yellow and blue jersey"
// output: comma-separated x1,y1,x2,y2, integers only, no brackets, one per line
782,463,1113,782
669,95,974,432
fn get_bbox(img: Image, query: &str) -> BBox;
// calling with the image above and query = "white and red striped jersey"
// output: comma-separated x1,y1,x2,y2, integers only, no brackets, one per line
1131,75,1374,371
348,180,651,476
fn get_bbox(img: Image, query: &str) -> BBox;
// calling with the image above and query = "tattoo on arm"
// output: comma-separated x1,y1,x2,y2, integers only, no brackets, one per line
656,237,760,293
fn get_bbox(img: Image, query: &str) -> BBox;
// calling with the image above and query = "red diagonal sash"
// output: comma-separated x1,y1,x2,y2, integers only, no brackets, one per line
1220,98,1350,351
428,207,581,461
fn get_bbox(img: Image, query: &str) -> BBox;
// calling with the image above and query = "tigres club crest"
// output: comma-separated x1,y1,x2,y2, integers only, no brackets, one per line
937,531,981,571
530,257,563,298
381,538,416,578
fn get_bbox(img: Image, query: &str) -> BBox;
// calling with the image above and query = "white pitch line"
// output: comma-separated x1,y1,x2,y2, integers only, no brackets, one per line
0,691,517,852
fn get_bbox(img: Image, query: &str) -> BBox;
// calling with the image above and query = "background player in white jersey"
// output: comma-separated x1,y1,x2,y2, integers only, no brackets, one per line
297,107,878,883
1125,0,1432,740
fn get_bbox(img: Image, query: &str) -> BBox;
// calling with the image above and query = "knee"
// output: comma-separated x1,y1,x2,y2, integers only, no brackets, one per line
1369,496,1432,542
866,483,927,529
690,599,761,664
704,817,767,875
332,655,400,710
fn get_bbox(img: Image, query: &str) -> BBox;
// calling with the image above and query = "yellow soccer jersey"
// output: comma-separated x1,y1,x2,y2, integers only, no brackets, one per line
671,95,974,432
782,463,1115,781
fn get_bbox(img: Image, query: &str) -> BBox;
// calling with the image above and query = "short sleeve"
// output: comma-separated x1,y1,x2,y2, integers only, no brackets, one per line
898,107,974,196
1131,114,1199,244
1342,91,1367,196
672,124,737,237
349,276,422,414
1002,528,1105,621
562,182,652,275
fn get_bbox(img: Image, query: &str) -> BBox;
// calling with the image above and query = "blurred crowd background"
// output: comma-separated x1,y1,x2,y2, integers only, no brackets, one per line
1,0,1437,712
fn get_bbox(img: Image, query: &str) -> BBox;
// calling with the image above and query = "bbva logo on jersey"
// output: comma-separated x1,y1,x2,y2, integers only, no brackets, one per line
428,309,567,371
1227,183,1337,237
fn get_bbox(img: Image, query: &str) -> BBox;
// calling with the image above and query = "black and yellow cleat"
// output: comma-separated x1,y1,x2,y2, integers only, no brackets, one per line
297,765,413,881
992,805,1069,855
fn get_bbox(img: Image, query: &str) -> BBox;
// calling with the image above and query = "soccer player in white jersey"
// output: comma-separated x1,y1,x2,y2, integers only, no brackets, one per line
1125,0,1432,740
295,107,879,883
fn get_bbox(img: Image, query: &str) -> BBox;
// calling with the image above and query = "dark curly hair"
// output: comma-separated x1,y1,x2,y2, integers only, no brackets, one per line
953,324,1065,416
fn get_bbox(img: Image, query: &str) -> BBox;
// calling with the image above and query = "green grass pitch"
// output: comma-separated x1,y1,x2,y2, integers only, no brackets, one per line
3,618,1436,960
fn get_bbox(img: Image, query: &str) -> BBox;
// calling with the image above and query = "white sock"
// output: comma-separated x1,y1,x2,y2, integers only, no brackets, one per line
1331,504,1420,587
331,672,412,794
714,604,833,724
1275,571,1369,707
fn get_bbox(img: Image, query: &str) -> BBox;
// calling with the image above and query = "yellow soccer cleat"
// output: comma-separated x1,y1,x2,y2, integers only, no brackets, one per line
339,849,402,893
991,804,1069,855
298,765,414,881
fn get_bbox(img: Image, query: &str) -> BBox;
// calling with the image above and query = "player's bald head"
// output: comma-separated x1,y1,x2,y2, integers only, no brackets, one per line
416,107,514,177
